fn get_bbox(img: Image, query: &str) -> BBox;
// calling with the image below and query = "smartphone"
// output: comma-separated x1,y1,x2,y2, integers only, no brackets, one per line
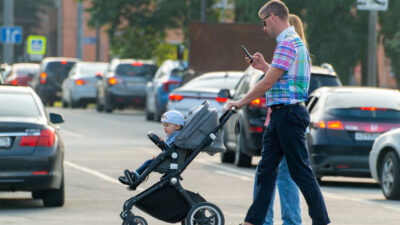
241,45,253,63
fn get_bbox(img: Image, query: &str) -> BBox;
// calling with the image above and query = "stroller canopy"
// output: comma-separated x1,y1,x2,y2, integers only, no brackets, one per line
174,101,226,155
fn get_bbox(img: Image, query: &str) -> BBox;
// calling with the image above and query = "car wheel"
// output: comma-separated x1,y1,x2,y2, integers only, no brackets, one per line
153,100,161,122
62,100,68,108
105,94,113,113
145,103,154,121
43,176,65,207
96,94,104,112
70,93,79,108
380,151,400,200
32,191,43,199
234,133,252,167
220,151,235,163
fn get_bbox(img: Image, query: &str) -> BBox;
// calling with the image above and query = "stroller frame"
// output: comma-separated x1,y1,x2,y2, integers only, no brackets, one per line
120,109,236,225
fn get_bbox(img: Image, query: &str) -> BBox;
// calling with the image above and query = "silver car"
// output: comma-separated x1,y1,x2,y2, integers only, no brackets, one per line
61,61,108,108
369,128,400,200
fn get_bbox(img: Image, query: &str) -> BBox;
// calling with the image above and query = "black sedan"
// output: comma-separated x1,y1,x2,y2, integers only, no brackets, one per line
0,86,65,207
307,87,400,181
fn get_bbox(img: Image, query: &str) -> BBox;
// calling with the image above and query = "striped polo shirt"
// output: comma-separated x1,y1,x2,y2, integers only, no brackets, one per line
266,26,311,106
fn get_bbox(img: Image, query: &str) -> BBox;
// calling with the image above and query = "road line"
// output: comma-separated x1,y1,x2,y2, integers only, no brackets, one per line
196,159,400,212
61,129,84,138
65,161,144,191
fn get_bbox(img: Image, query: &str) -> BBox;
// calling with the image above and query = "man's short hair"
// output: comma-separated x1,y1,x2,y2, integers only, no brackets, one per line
258,0,289,21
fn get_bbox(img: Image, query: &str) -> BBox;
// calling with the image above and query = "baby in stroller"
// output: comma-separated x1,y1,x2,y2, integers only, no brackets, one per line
119,101,234,225
118,110,185,189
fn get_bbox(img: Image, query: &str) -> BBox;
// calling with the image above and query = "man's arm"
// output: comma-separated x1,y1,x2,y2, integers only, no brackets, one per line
227,66,284,109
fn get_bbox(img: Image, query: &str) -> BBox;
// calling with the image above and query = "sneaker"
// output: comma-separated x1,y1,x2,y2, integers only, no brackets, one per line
118,176,129,185
124,169,137,185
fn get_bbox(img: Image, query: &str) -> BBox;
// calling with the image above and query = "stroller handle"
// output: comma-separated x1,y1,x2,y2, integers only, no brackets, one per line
217,107,237,129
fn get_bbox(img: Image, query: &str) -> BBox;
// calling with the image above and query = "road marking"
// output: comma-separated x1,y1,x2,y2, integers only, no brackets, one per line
65,161,144,191
61,129,84,138
195,158,400,212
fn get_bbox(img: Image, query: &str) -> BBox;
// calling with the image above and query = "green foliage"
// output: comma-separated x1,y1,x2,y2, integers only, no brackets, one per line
384,32,400,85
85,0,219,63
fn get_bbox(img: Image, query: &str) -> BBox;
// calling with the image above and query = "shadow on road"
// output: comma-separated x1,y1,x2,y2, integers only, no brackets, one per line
319,180,380,189
0,198,43,209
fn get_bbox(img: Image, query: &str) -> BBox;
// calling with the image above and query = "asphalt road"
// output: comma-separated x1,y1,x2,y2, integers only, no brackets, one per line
0,107,399,225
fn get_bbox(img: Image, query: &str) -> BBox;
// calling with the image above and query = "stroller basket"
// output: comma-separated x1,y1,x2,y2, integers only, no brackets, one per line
135,183,205,223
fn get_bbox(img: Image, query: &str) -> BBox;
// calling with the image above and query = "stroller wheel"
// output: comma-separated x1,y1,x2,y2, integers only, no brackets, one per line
185,202,224,225
122,215,147,225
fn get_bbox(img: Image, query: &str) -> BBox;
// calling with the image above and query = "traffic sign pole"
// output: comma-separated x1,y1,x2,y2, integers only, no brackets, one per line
2,0,14,64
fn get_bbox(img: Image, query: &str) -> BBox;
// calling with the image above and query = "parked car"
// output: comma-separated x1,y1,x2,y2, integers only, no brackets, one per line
145,60,188,121
0,86,65,207
31,57,79,106
167,71,243,116
369,128,400,200
4,63,39,86
0,63,11,81
307,87,400,181
96,59,157,113
61,61,108,108
221,64,342,167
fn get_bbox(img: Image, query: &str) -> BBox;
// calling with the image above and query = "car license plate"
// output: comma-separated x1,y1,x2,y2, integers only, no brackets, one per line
354,132,381,141
0,137,11,147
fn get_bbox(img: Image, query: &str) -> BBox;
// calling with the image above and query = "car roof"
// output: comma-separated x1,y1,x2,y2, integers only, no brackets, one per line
0,85,34,94
111,58,155,65
12,63,40,68
197,71,243,78
42,57,79,62
311,66,336,77
313,86,400,95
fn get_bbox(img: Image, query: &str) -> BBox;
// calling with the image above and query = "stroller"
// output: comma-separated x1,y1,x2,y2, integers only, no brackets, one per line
120,101,236,225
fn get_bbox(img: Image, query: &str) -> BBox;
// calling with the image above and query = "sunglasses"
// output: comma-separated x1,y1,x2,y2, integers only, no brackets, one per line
262,14,271,27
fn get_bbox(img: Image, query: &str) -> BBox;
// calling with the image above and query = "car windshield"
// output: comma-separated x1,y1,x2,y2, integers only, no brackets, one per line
78,64,108,77
309,74,341,94
115,63,157,77
326,92,400,119
45,61,76,80
15,66,39,77
0,93,41,117
183,75,240,90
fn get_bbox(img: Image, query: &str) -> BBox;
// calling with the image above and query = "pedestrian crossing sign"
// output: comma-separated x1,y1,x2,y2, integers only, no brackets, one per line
27,35,46,55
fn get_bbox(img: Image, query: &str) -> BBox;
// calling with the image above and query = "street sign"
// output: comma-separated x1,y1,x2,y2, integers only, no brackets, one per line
357,0,389,11
83,36,97,44
1,26,23,44
27,35,46,55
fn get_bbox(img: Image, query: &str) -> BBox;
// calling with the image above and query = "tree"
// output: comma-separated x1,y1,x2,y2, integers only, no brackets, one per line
85,0,220,63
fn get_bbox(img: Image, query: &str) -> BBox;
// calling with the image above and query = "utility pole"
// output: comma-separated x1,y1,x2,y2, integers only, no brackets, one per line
367,11,377,87
76,2,83,60
95,21,100,61
56,0,63,57
200,0,206,22
2,0,14,64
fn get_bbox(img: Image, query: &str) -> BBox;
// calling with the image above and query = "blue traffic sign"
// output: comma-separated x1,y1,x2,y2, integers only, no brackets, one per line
1,26,23,44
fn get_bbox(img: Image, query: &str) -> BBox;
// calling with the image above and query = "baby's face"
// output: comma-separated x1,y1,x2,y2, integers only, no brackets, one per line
162,122,180,136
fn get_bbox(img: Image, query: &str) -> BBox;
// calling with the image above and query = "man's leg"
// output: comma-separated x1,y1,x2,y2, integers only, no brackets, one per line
276,106,330,225
254,167,276,225
277,157,302,225
245,115,283,225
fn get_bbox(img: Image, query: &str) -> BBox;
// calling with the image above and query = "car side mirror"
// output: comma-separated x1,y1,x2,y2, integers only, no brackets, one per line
49,113,64,124
218,89,231,99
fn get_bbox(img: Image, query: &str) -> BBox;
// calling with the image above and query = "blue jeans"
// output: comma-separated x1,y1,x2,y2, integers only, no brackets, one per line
136,159,153,175
245,105,330,225
254,158,302,225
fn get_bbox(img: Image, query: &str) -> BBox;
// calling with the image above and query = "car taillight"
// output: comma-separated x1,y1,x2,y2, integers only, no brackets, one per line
75,79,87,86
216,97,228,103
20,128,55,147
61,60,67,65
249,126,264,133
317,120,344,130
11,80,18,85
163,80,180,92
108,77,118,85
169,94,183,101
131,62,143,66
40,72,47,84
361,107,386,111
249,97,267,108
